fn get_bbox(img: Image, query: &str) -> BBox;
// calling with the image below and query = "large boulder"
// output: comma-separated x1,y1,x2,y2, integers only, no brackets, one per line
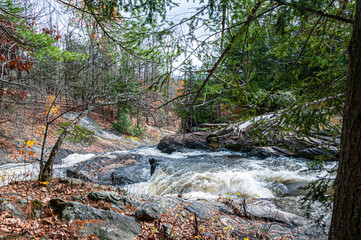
157,132,211,153
66,153,150,185
49,199,142,240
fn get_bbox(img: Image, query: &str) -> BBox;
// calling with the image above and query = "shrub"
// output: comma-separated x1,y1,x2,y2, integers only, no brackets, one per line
113,112,134,135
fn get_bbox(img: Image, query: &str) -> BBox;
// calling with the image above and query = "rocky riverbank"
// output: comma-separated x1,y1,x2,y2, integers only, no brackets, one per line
0,178,327,239
158,113,340,161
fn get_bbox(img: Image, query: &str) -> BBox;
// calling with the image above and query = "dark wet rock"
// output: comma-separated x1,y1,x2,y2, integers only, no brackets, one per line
157,111,340,159
249,146,295,158
158,124,339,160
283,181,309,196
110,164,149,185
157,132,211,154
149,158,160,175
270,183,288,196
296,147,338,160
224,138,257,152
49,199,141,240
66,153,149,185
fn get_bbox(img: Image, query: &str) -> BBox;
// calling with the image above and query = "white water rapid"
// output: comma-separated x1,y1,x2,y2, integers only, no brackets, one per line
0,146,336,221
122,147,336,201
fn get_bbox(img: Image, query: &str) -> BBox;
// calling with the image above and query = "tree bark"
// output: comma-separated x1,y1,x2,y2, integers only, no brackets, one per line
329,1,361,239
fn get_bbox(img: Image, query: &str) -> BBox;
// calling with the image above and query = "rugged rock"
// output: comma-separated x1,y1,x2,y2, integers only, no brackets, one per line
85,190,326,239
88,191,124,210
157,114,340,160
132,202,170,221
66,153,149,185
249,146,295,158
296,146,339,160
110,163,149,185
49,199,142,240
245,200,326,238
157,132,211,153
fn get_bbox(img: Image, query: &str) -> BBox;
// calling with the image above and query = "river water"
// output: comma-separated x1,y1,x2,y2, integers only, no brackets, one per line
0,146,336,222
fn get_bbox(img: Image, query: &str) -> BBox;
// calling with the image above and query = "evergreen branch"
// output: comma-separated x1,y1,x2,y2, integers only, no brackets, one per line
274,0,353,24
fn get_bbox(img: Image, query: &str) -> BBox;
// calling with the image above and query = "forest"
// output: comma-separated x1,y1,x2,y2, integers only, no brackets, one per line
0,0,360,239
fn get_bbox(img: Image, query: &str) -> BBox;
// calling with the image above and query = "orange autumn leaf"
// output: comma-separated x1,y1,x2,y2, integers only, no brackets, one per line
28,151,35,155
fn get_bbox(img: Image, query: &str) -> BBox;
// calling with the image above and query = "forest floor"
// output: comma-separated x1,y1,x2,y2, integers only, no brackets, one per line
0,98,178,164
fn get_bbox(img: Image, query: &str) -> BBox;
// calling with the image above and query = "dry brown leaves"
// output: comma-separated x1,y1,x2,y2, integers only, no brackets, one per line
0,178,119,239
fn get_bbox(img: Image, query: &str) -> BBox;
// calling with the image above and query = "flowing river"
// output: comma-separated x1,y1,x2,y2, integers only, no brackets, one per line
0,146,336,222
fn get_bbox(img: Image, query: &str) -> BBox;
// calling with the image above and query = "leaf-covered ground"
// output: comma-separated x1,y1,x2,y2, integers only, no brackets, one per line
0,98,177,164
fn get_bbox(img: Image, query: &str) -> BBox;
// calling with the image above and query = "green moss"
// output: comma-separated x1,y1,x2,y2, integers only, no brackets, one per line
58,121,95,144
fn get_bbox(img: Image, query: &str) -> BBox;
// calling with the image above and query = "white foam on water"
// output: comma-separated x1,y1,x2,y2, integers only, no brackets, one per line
114,146,244,159
58,153,96,168
0,153,96,185
128,168,275,199
126,152,336,201
0,163,39,186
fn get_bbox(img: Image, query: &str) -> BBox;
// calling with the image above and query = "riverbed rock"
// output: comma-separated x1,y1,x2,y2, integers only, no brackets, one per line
249,146,295,158
66,153,149,185
157,132,211,153
49,199,141,240
295,147,339,160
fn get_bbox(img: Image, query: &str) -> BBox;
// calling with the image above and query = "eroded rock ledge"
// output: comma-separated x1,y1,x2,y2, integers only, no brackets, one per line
158,114,340,160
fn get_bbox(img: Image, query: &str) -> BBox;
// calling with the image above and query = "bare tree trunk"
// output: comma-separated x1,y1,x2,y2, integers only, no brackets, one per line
39,106,93,182
329,1,361,239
